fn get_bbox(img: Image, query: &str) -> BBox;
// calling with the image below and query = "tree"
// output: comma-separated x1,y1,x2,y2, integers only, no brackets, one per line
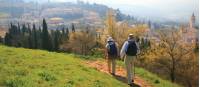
32,24,38,49
28,24,33,48
37,26,42,48
62,27,69,41
4,33,11,46
53,30,60,51
61,27,67,43
156,30,193,83
176,49,198,87
115,9,123,21
62,27,65,36
22,24,26,35
0,36,3,43
42,19,52,51
72,23,75,32
5,24,22,47
66,28,69,40
65,29,96,55
3,21,65,51
106,9,116,39
17,23,21,34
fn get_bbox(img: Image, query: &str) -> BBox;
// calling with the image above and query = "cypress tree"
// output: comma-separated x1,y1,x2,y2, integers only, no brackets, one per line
49,34,53,51
56,29,62,44
62,27,65,36
0,36,2,43
116,9,123,21
54,30,59,51
22,24,26,36
15,24,22,47
21,24,29,48
32,24,38,49
42,19,52,51
17,23,21,34
66,28,69,40
37,26,42,49
72,23,75,32
28,24,33,48
4,33,11,46
61,27,66,43
13,25,18,35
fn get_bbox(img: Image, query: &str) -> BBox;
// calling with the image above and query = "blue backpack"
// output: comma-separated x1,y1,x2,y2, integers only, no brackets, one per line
126,41,138,56
107,41,117,56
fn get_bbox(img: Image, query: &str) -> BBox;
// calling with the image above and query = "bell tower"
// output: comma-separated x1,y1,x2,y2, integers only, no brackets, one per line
189,13,195,29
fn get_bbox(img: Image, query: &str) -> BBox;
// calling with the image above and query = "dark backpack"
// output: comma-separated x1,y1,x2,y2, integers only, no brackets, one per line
126,41,138,56
107,41,118,56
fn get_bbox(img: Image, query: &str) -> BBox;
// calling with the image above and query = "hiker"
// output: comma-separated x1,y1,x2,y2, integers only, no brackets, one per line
120,34,140,86
105,36,118,75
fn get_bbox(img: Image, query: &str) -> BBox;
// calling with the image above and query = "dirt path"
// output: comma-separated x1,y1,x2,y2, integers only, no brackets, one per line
85,60,152,87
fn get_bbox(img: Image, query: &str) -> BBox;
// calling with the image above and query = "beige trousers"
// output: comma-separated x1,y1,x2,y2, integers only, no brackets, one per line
125,56,135,84
107,58,116,74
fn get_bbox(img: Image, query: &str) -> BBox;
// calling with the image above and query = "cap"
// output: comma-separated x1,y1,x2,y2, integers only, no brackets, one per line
107,37,114,42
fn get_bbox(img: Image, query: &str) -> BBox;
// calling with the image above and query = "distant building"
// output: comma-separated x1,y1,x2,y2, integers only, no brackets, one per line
180,13,198,43
49,17,64,25
189,13,195,29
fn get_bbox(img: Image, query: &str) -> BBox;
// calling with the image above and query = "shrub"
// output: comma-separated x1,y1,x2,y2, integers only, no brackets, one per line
65,80,74,87
93,80,105,87
15,69,29,76
5,77,30,87
91,48,104,58
154,79,160,84
38,71,56,81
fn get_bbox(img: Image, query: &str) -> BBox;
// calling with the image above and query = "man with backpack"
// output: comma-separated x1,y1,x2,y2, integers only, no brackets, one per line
120,34,140,86
105,36,118,75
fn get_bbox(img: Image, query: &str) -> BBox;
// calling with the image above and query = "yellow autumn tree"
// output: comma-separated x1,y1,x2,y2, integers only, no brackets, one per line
153,29,198,84
62,30,96,55
106,9,117,39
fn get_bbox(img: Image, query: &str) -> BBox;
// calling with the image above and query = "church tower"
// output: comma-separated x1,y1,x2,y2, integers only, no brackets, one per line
189,13,195,29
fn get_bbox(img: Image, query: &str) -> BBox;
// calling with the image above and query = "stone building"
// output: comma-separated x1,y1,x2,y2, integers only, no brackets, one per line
180,13,198,43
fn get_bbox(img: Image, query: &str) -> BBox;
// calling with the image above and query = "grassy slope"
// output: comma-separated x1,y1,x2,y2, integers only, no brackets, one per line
0,45,181,87
135,67,181,87
0,45,128,87
115,60,181,87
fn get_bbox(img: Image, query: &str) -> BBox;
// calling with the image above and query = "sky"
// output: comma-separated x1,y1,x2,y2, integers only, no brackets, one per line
47,0,199,23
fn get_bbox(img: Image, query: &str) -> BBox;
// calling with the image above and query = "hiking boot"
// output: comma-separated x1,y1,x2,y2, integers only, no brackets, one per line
111,73,115,76
132,79,134,83
128,83,134,87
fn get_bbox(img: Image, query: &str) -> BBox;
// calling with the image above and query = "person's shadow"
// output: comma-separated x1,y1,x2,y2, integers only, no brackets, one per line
113,75,140,87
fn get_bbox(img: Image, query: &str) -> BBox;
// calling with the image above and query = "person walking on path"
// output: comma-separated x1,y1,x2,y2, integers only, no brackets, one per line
120,34,140,86
105,36,119,75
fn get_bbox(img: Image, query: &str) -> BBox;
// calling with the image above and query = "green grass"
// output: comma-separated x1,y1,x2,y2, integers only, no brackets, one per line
134,67,181,87
0,45,128,87
0,45,182,87
115,60,181,87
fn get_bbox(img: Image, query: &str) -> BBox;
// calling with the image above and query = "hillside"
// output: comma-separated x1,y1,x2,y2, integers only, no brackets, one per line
0,1,109,29
0,1,139,30
0,45,128,87
0,45,181,87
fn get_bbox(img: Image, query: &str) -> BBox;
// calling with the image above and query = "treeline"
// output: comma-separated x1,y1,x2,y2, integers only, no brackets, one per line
2,19,72,51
